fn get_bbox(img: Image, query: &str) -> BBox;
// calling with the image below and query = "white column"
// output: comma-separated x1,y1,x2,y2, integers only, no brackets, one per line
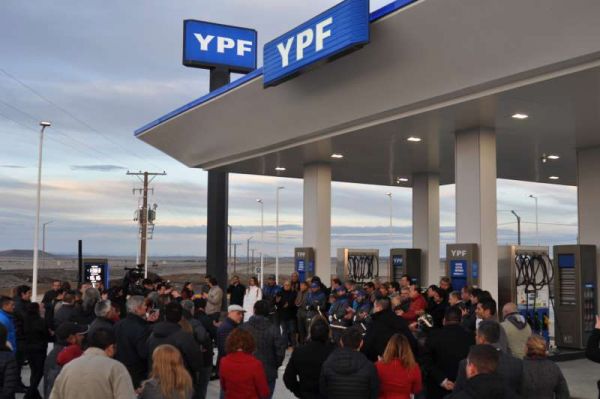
577,146,600,308
303,163,332,280
455,129,498,300
412,173,440,286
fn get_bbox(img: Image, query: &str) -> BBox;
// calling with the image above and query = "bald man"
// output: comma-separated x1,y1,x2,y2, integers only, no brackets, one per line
500,303,532,359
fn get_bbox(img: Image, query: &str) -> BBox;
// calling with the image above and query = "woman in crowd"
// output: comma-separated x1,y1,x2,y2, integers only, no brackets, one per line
0,323,17,399
23,302,49,399
139,344,193,399
243,277,262,322
219,328,270,399
375,333,422,399
521,335,570,399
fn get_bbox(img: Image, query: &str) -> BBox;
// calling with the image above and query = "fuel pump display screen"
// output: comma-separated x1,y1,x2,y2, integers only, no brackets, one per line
83,259,109,289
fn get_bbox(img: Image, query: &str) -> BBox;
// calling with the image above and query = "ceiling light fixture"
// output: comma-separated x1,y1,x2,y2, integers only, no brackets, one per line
275,167,286,171
331,153,344,159
512,113,529,120
396,177,409,183
549,176,560,180
407,136,422,142
547,154,560,160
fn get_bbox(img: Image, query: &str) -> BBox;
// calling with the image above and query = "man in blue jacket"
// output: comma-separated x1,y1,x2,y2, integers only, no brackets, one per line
0,296,16,352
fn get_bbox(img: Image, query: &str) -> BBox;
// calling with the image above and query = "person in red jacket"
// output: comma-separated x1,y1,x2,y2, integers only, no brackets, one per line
375,333,422,399
397,285,427,324
219,328,270,399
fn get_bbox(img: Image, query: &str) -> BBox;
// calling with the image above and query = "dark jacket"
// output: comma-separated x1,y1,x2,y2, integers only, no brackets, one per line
363,310,418,361
284,340,335,398
43,341,66,399
422,324,475,399
454,345,522,399
239,315,286,383
23,314,50,353
140,378,192,399
12,297,28,341
146,321,203,373
88,317,114,337
460,302,477,332
446,373,506,399
276,289,298,321
53,303,76,330
0,350,17,399
216,317,239,363
319,348,378,399
227,284,246,307
586,328,600,363
114,313,152,388
521,357,569,399
70,304,96,326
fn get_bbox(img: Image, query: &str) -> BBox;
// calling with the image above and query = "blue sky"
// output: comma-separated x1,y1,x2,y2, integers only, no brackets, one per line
0,0,578,257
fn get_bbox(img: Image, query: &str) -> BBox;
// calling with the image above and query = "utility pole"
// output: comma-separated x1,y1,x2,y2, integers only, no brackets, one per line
128,171,166,277
246,236,253,275
232,243,240,274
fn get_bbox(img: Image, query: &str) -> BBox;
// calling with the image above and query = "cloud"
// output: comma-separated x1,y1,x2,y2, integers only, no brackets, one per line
0,164,25,168
70,164,127,172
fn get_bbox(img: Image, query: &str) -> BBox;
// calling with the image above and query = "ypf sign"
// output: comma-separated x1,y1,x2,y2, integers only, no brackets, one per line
183,20,257,73
263,0,369,87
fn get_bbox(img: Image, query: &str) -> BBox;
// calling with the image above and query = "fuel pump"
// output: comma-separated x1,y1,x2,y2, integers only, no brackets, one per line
83,258,110,289
446,244,479,293
337,249,379,283
554,245,597,349
294,247,315,282
389,248,422,286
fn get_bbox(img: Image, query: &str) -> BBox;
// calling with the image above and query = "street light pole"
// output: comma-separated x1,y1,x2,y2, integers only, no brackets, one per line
246,236,253,275
275,186,284,285
529,195,539,245
510,210,521,245
42,220,54,269
257,199,264,286
32,121,51,301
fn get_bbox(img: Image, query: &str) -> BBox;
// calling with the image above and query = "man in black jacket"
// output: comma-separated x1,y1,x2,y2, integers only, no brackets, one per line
114,295,157,388
422,306,475,398
147,302,203,379
240,300,286,397
320,327,378,399
226,275,246,307
446,344,507,399
284,317,335,398
88,300,116,337
363,298,418,361
454,320,523,398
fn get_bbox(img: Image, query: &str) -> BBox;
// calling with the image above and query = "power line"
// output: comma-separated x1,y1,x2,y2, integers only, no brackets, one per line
0,67,162,169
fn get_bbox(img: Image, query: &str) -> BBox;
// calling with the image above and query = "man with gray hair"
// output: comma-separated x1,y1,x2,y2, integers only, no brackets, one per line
88,300,117,336
114,295,158,388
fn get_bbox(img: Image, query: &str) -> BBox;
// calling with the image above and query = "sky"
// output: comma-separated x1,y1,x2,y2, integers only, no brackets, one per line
0,0,578,258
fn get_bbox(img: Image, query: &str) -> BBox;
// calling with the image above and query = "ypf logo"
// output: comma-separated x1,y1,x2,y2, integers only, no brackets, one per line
451,250,468,257
276,17,333,67
194,33,253,57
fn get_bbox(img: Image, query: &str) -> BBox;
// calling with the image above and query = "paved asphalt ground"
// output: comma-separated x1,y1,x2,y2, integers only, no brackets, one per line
18,348,600,398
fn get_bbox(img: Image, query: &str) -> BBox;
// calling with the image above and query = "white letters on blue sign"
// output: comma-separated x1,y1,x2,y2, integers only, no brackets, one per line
193,33,253,56
276,17,333,68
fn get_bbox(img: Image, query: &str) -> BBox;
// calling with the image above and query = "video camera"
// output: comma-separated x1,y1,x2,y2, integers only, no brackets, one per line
122,265,145,296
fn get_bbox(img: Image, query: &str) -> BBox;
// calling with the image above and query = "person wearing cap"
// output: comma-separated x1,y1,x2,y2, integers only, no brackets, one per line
43,322,87,398
352,290,371,314
216,304,245,371
329,286,353,343
305,283,327,333
262,275,281,324
294,281,310,345
276,280,298,348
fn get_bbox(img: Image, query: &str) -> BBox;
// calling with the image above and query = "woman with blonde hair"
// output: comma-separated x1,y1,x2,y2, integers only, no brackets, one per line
243,276,262,322
139,344,193,399
521,334,569,399
375,333,422,399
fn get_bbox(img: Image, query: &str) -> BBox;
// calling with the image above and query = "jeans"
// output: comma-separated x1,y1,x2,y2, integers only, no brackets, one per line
296,313,307,345
280,319,296,347
25,350,46,399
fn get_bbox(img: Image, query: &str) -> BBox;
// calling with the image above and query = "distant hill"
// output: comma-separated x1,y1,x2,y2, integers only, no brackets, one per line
0,249,55,258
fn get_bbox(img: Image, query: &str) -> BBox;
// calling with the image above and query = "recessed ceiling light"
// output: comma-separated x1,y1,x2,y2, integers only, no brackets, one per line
331,153,344,159
547,154,560,160
407,136,422,142
512,113,529,120
275,167,286,171
549,176,560,180
396,177,409,183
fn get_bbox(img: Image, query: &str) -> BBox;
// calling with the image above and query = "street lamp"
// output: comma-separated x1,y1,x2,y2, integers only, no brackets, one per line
510,211,521,245
256,199,264,286
529,195,539,245
275,186,284,285
42,220,54,269
32,121,51,301
385,192,393,247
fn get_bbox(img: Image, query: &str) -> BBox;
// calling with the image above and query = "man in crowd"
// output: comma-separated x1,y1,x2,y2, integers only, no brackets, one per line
398,284,427,324
216,304,245,368
53,292,76,330
446,344,506,399
439,276,453,299
204,277,224,323
13,285,31,390
454,320,523,398
476,297,508,351
42,280,61,315
500,302,531,359
88,300,117,336
399,274,412,289
427,286,449,328
226,275,246,307
50,328,135,399
320,327,379,399
0,296,16,353
44,322,87,398
240,300,287,398
422,306,475,398
114,295,157,388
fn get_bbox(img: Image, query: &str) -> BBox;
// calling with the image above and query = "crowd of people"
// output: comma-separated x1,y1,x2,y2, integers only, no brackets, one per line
0,270,592,398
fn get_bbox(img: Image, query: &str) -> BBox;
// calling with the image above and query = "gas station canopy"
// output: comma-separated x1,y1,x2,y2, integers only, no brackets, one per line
136,0,600,188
